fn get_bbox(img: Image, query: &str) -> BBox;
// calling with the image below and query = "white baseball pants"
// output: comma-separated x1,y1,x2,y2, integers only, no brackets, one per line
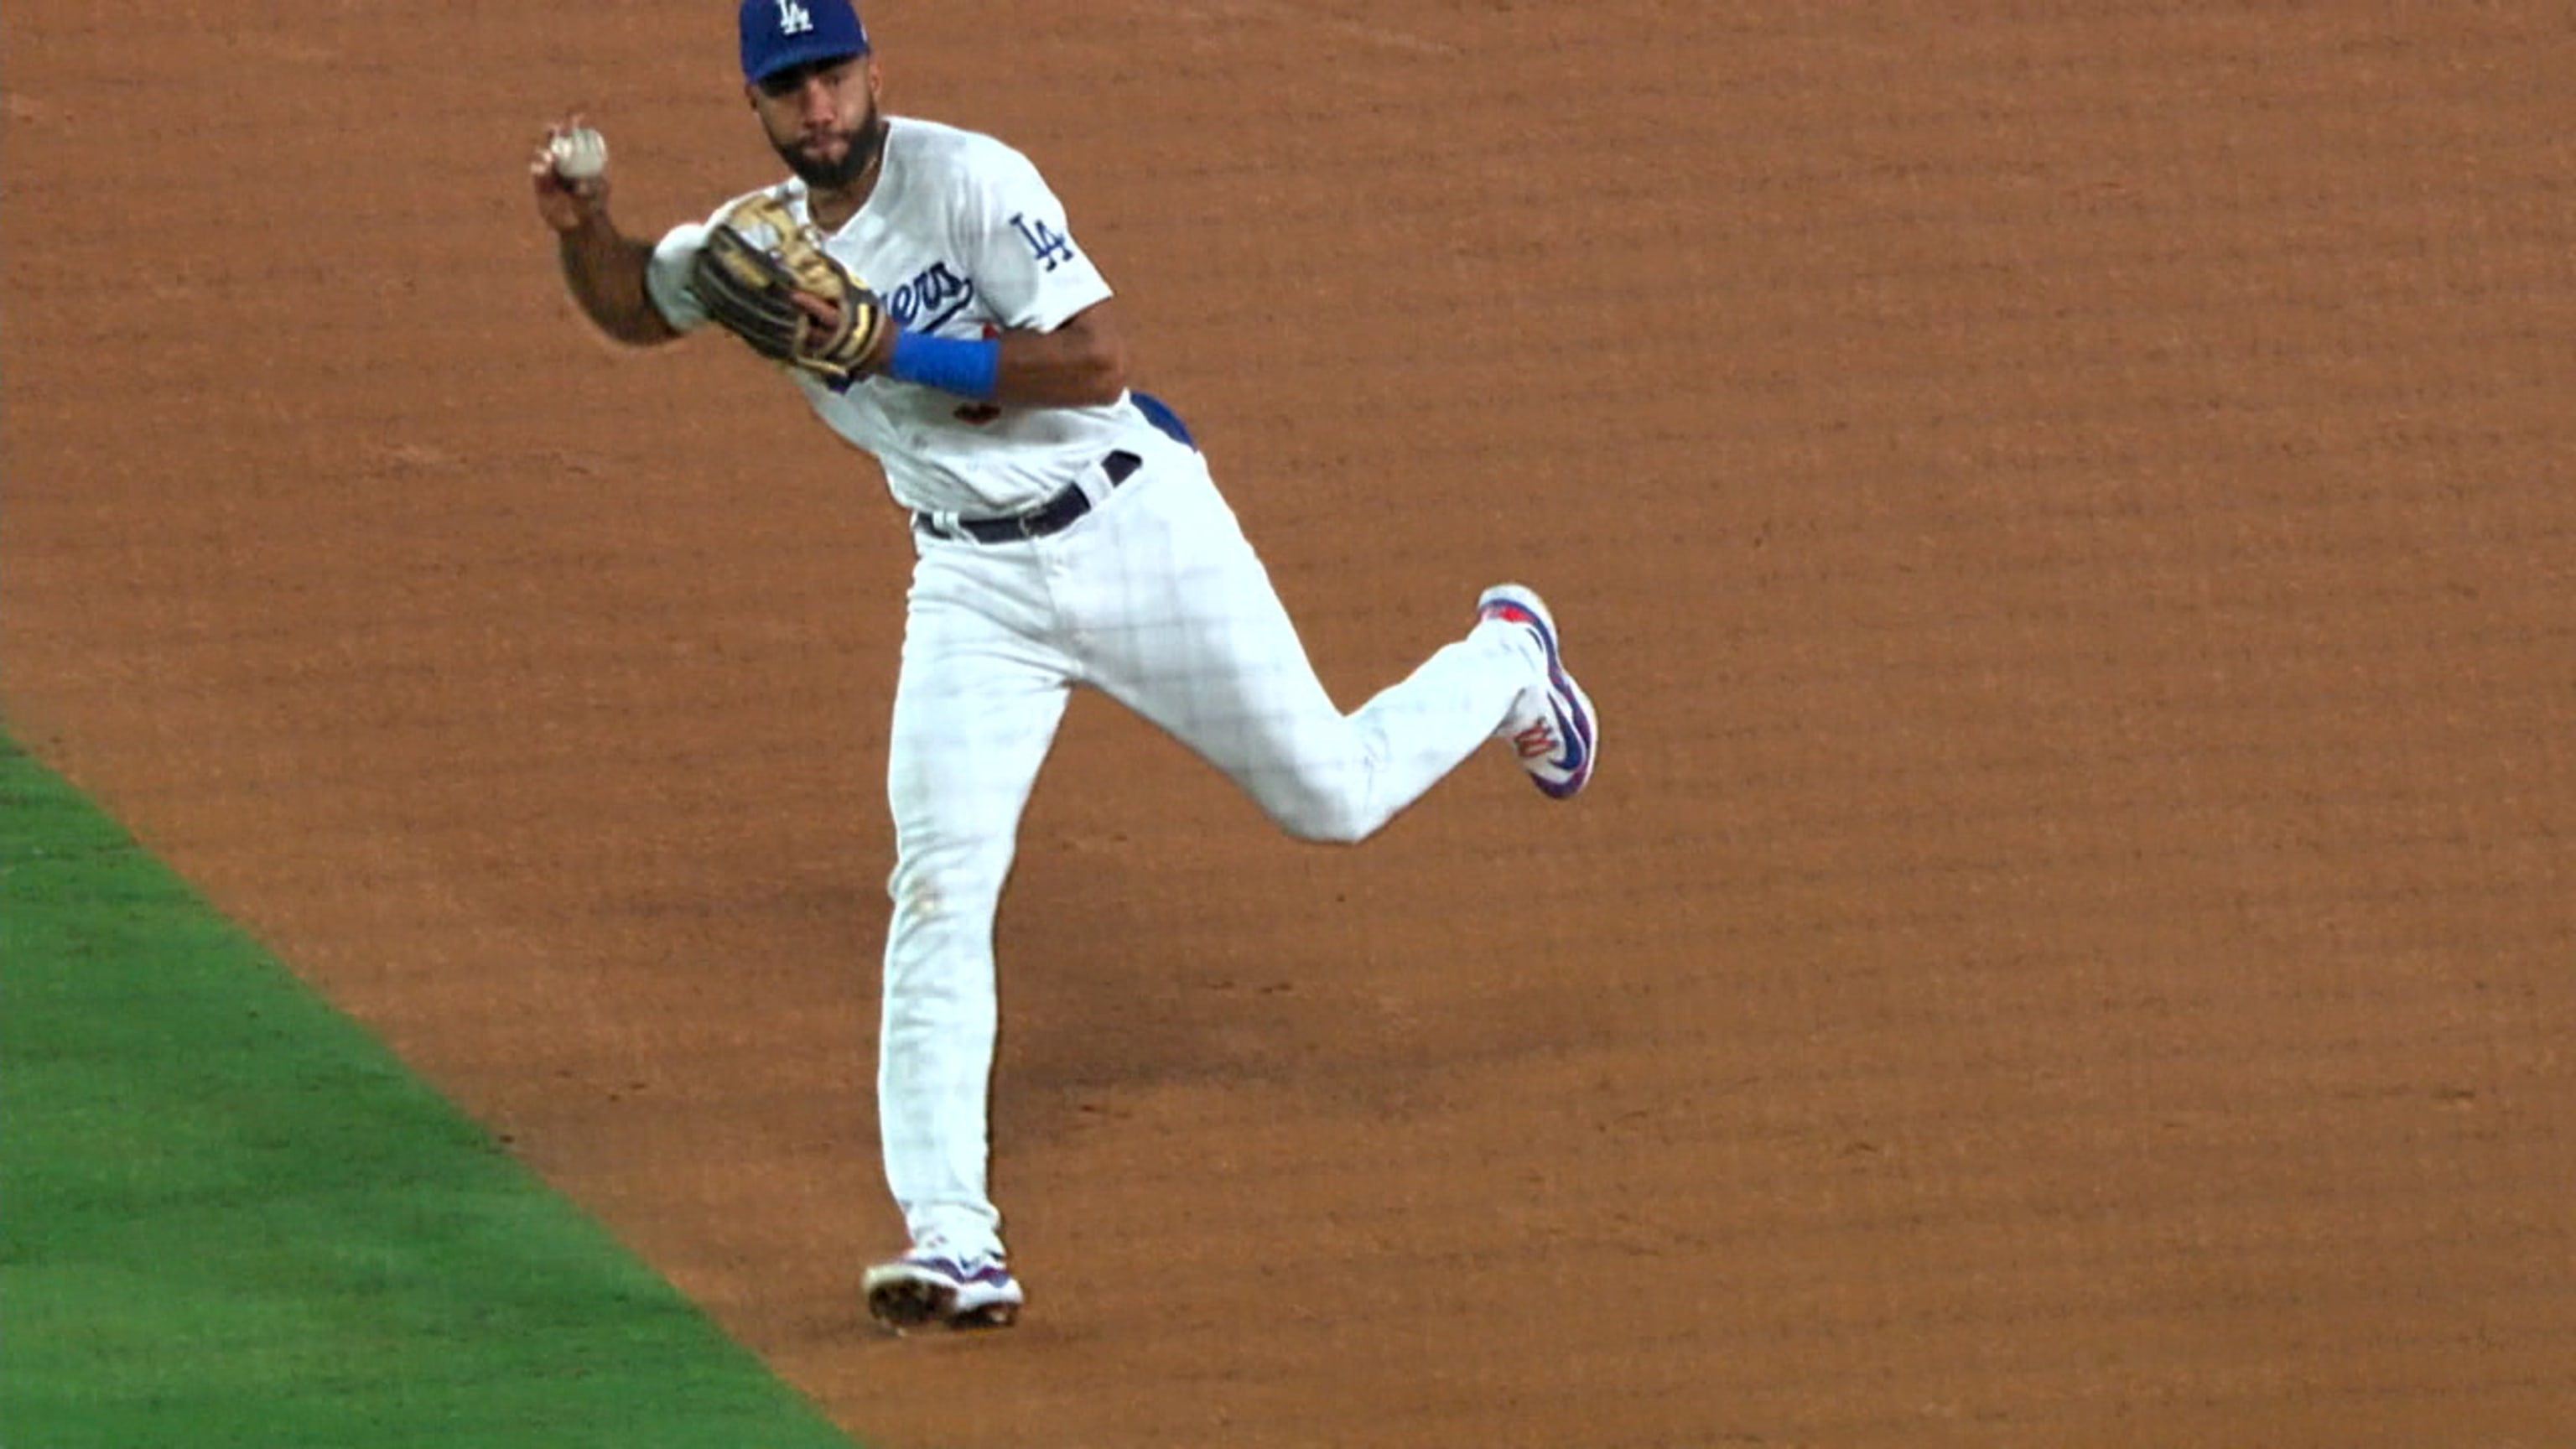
876,449,1544,1260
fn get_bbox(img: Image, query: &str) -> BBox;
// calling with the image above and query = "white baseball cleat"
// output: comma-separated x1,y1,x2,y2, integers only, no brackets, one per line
864,1250,1025,1331
1477,584,1598,800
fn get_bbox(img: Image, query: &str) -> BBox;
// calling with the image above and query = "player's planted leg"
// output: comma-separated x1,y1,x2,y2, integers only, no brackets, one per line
870,571,1075,1324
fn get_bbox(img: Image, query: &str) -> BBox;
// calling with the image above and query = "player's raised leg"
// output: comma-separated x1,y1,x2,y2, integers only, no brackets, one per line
868,550,1072,1327
1060,457,1577,841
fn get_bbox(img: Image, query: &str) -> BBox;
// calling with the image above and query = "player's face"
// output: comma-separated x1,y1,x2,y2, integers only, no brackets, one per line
750,54,884,190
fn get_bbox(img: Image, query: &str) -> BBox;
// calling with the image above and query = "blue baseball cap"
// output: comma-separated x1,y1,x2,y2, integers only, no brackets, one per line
740,0,870,85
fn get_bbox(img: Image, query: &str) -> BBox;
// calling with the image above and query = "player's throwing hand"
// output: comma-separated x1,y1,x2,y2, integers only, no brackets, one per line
529,115,610,236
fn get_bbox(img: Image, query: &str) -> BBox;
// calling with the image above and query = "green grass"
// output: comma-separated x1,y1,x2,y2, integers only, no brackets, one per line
0,736,860,1448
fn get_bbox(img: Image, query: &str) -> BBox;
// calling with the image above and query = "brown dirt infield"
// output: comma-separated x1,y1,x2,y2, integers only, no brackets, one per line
6,3,2572,1446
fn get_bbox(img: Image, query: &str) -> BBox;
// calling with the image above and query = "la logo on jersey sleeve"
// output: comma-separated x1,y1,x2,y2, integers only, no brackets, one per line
1009,213,1077,273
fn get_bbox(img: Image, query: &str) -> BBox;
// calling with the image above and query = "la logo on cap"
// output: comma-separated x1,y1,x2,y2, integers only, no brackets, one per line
740,0,868,81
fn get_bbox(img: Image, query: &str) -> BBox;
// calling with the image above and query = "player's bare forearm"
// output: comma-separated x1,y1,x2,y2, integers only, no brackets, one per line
988,304,1128,408
557,220,679,346
528,117,677,347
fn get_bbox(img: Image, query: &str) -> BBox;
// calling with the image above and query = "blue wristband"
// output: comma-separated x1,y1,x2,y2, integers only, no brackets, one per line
885,330,1002,401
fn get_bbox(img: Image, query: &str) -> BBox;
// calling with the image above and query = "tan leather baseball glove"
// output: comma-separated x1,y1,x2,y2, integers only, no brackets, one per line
688,194,889,382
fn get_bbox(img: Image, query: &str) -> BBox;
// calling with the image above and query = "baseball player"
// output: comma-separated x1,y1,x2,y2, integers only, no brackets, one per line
527,0,1597,1332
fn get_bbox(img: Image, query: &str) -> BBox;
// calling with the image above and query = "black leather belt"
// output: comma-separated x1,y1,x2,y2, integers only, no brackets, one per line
916,450,1142,543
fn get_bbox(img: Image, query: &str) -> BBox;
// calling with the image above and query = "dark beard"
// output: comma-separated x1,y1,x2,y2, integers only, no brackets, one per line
774,110,886,190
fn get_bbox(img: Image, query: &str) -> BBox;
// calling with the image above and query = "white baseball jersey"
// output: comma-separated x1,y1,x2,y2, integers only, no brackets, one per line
645,117,1164,517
